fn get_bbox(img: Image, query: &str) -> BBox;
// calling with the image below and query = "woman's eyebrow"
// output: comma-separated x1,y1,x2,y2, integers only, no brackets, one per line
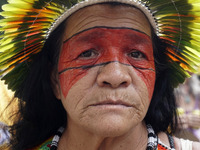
125,33,152,45
63,26,151,44
63,29,105,43
76,31,105,43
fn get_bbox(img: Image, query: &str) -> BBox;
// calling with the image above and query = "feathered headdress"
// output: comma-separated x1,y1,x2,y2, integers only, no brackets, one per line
0,0,200,92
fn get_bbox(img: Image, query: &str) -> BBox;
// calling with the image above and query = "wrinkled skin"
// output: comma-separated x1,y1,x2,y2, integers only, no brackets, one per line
53,4,156,150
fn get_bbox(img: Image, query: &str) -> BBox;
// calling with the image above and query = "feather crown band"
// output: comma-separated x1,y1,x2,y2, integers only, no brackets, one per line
0,0,200,92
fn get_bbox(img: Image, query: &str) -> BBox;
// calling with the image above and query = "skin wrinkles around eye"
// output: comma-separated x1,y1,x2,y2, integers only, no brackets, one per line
77,48,147,63
60,28,154,72
128,50,146,60
60,50,99,64
58,61,155,76
78,49,99,59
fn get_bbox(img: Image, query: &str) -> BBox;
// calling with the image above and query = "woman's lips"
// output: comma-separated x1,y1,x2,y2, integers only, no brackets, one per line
89,100,132,107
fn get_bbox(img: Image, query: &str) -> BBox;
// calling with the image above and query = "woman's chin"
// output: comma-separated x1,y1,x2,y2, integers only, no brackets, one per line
84,116,138,137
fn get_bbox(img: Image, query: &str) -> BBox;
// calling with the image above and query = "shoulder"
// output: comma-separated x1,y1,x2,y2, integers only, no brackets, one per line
173,137,200,150
158,132,171,147
173,137,181,150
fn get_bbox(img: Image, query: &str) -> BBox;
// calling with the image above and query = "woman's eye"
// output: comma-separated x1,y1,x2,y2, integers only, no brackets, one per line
78,49,98,59
129,50,145,59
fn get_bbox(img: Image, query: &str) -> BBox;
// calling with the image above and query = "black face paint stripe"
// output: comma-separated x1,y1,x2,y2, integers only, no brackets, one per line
58,61,155,75
63,26,150,43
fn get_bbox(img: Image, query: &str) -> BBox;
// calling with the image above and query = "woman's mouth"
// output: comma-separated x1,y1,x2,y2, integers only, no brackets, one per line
89,99,132,107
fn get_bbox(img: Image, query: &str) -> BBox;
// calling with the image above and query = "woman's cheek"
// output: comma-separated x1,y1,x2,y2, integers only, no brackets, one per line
137,69,156,100
59,69,88,98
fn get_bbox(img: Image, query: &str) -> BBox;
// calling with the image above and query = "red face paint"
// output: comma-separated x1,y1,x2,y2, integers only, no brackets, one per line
58,27,155,98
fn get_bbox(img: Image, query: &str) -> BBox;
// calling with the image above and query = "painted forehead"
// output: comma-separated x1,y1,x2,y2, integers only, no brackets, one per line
64,3,151,40
63,26,151,43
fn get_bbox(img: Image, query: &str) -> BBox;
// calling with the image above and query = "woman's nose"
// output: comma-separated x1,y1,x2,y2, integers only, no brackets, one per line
97,62,132,88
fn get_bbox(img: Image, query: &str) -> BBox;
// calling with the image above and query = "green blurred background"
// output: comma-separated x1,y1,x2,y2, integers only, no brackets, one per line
0,0,8,18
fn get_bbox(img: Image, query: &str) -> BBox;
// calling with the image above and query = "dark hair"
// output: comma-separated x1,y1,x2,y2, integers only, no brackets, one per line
9,20,67,150
9,6,177,150
144,30,177,134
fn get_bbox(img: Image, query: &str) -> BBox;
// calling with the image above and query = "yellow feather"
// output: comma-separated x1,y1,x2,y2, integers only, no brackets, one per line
2,3,33,12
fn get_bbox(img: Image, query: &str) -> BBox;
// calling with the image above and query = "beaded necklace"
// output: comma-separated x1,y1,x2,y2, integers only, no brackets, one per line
49,124,175,150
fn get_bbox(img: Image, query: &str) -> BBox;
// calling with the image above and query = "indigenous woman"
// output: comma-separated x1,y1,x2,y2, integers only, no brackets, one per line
0,0,200,150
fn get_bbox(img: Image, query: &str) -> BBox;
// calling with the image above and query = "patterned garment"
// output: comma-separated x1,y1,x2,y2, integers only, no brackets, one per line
28,137,52,150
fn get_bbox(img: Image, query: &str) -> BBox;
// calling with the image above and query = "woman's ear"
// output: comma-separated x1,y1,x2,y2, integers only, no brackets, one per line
50,69,61,100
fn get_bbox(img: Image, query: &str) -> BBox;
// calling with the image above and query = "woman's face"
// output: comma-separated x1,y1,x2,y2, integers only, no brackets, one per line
55,4,155,137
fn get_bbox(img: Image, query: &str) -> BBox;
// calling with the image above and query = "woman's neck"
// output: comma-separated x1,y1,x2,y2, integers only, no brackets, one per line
57,122,148,150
